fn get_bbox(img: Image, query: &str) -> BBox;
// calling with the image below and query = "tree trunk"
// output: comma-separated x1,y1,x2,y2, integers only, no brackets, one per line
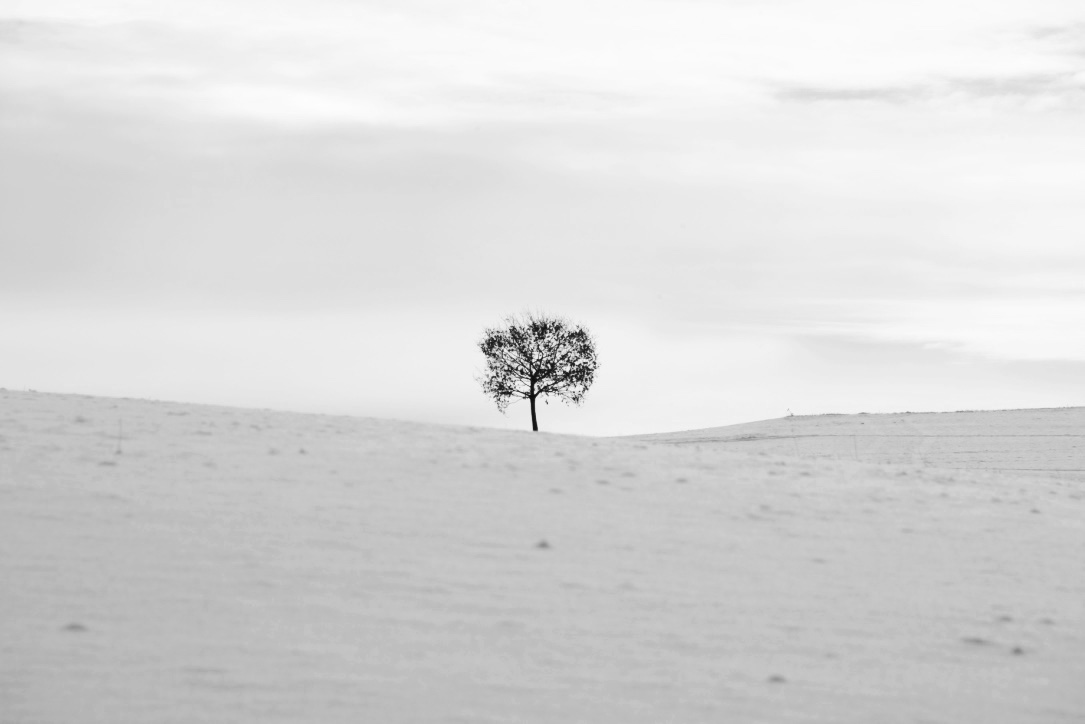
529,394,539,432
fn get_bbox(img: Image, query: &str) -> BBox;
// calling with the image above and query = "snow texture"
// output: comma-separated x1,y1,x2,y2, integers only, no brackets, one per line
2,390,1083,723
634,408,1085,483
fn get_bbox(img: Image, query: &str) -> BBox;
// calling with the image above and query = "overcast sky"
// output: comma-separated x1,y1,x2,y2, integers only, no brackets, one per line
3,0,1085,435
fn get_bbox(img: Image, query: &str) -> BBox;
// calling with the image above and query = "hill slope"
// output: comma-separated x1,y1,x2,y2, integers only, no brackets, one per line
633,407,1085,481
2,391,1083,723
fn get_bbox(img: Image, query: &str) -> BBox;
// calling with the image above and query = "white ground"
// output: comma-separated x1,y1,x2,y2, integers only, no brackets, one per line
634,408,1085,483
2,390,1083,723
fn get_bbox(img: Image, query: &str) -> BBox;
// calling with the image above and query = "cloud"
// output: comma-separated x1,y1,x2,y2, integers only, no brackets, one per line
0,17,80,44
946,72,1084,102
775,85,926,104
776,71,1085,109
775,14,1085,110
1031,22,1085,43
6,2,1085,130
820,297,1085,363
5,0,1085,377
0,12,661,130
1031,22,1085,68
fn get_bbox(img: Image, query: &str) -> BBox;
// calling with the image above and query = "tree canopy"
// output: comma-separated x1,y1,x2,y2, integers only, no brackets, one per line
477,313,599,431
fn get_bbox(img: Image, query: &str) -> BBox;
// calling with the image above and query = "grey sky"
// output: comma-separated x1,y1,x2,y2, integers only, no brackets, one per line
3,0,1084,433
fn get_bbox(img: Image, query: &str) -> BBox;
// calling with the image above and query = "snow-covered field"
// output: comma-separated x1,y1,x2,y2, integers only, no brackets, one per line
2,390,1083,723
635,408,1085,483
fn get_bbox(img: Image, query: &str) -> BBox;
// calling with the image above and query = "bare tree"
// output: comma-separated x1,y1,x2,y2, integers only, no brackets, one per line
477,312,599,432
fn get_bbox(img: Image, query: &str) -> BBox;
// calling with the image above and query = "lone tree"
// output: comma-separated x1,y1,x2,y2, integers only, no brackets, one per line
477,313,599,432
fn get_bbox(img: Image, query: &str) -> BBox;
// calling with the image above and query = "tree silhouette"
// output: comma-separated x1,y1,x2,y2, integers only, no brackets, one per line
477,313,599,432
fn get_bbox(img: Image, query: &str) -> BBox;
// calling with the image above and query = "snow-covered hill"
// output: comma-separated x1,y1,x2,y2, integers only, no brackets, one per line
634,407,1085,482
2,391,1083,723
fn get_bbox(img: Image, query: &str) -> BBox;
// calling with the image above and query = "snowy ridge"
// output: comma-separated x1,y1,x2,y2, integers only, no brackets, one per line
2,390,1083,723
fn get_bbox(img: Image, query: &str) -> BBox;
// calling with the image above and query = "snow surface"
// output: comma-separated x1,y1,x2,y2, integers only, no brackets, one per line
634,408,1085,483
2,390,1083,723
